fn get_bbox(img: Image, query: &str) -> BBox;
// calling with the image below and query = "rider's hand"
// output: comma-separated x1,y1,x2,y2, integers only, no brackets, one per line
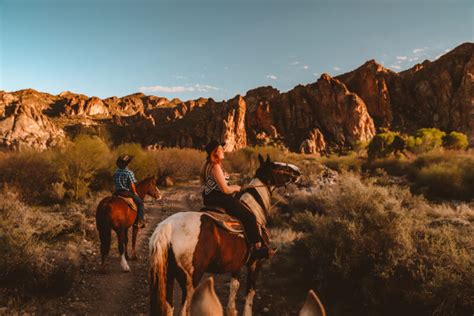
232,185,242,193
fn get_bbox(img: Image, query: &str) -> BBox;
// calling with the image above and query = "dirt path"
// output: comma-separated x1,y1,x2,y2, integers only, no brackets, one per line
37,183,287,315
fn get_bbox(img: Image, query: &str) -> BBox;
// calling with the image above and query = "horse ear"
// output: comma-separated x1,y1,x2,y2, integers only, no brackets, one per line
258,154,265,165
191,277,223,316
299,289,326,316
266,154,271,163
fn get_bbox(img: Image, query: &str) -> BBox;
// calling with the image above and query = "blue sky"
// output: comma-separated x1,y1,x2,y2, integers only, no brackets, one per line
0,0,472,101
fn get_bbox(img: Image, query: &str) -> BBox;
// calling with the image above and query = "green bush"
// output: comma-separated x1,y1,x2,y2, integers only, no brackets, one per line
54,135,111,200
290,174,473,315
442,131,469,150
407,128,446,154
367,131,398,160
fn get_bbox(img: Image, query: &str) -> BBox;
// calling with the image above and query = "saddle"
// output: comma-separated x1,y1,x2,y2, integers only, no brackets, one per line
113,192,138,212
200,207,244,235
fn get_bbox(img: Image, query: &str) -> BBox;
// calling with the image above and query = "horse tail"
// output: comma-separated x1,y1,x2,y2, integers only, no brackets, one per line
149,222,173,316
96,198,112,258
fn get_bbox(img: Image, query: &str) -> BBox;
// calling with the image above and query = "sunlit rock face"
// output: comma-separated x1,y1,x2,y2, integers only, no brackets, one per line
0,42,472,150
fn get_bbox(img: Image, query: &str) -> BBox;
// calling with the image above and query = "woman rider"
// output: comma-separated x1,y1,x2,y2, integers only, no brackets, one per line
200,140,274,259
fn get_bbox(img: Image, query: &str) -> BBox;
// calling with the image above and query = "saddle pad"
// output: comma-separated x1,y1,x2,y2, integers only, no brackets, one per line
201,210,244,234
116,195,137,212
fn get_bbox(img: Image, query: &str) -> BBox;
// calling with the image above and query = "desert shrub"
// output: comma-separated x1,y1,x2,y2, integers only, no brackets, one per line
409,151,474,200
442,131,469,150
367,131,397,160
320,153,363,172
0,150,60,204
0,192,81,294
365,156,410,176
154,147,205,180
290,174,473,315
352,140,369,156
407,128,446,154
54,135,111,200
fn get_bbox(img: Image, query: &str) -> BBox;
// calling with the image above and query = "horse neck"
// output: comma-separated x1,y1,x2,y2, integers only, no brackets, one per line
135,181,148,199
247,178,272,213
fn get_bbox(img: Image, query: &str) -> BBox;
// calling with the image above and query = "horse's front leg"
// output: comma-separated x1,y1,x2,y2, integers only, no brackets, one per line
227,272,241,316
243,260,262,316
131,225,139,260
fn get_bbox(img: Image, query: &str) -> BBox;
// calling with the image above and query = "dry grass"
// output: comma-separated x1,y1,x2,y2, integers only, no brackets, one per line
287,173,473,315
0,191,84,294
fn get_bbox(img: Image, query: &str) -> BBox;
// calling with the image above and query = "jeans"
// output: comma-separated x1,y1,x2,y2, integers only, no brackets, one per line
116,190,145,220
203,190,261,244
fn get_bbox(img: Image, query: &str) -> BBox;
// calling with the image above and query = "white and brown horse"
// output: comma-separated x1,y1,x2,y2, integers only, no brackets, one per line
149,155,301,316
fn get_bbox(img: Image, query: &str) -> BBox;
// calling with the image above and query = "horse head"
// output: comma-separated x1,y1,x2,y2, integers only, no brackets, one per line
255,154,301,188
139,176,162,200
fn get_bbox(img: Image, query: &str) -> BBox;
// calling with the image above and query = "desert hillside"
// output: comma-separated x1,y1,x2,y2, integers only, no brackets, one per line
1,43,472,152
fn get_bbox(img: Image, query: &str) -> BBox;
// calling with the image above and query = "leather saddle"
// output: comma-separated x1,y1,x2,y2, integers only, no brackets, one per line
113,192,138,212
200,207,244,235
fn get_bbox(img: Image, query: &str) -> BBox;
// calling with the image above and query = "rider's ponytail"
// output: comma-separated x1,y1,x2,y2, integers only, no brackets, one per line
199,158,210,185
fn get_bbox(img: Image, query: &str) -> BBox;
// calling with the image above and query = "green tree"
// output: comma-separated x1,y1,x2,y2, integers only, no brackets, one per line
55,135,111,200
442,131,469,150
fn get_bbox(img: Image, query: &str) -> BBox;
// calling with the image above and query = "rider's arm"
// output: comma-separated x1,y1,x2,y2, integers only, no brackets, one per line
211,164,240,194
128,170,139,195
130,182,139,195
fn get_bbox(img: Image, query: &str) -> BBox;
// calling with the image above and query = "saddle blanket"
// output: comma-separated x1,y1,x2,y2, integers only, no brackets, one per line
200,209,244,235
114,194,138,212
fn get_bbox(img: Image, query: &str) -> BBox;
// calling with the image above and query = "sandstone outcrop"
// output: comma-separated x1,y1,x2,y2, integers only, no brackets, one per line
300,128,326,155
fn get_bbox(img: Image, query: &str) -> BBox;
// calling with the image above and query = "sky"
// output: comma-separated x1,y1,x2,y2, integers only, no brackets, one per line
0,0,472,101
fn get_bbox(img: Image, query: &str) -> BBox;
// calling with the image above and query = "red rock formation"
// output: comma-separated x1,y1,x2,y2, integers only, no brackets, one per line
337,60,395,127
0,42,471,150
299,128,326,155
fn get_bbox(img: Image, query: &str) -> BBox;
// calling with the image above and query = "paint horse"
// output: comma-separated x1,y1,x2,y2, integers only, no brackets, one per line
191,276,326,316
96,176,161,273
149,155,301,316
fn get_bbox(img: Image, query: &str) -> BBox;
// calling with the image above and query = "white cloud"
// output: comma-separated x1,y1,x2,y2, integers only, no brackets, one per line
173,75,187,80
396,56,408,60
303,65,309,70
313,72,320,77
266,74,278,80
139,84,219,93
389,65,401,70
409,57,419,62
413,47,429,54
333,66,341,71
289,61,300,66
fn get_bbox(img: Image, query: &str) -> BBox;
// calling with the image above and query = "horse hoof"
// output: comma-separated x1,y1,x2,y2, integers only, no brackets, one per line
130,255,138,261
122,268,130,273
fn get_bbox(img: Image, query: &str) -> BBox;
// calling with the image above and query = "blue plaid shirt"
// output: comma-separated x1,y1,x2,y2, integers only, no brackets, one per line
114,168,137,192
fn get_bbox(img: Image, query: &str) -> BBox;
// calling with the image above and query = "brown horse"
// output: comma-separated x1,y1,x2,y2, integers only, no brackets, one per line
149,155,301,316
96,176,161,273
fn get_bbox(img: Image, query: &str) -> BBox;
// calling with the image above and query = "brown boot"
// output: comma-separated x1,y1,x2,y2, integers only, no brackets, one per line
251,245,278,260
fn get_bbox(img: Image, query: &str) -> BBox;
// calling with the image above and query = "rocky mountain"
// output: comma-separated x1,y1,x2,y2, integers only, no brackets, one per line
0,42,472,153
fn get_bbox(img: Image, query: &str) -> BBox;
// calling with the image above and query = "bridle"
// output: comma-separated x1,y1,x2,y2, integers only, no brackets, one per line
242,163,299,212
